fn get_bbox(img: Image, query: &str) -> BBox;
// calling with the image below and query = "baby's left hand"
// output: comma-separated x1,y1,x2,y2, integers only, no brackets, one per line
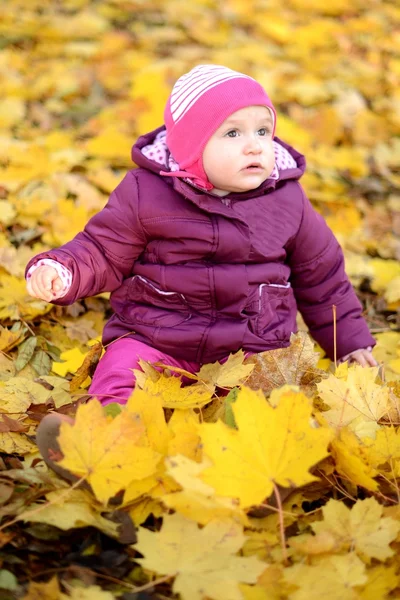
344,348,378,367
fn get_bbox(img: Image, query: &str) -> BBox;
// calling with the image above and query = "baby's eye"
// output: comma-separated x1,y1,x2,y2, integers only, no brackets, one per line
257,128,270,136
226,130,238,138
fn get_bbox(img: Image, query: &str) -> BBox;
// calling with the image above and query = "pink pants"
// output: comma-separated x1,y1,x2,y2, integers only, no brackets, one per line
88,338,201,406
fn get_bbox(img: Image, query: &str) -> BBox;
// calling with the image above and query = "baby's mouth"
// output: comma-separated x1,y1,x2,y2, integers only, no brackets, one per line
244,163,263,170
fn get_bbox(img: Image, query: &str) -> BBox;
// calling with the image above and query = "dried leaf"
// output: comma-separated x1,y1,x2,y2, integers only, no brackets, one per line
245,332,323,396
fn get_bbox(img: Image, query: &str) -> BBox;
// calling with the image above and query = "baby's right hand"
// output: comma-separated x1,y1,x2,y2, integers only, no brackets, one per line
26,266,64,302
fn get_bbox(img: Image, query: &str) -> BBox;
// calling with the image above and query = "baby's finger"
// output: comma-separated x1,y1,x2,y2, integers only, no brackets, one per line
33,269,55,301
367,354,378,367
40,269,55,291
29,274,44,298
52,277,63,293
352,352,367,367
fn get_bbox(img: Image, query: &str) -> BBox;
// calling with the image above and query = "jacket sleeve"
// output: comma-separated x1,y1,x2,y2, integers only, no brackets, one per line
286,184,375,360
25,172,147,305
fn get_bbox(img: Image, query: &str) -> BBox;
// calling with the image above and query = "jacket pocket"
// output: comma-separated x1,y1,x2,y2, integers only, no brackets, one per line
121,275,191,327
256,283,296,339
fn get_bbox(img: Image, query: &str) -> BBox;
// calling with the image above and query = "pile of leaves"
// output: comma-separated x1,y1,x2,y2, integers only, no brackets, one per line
1,0,400,598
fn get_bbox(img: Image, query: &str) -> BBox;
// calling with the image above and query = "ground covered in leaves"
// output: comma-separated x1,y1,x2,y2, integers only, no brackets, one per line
1,0,400,598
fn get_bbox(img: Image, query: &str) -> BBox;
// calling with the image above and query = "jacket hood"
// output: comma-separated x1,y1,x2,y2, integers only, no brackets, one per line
131,125,306,201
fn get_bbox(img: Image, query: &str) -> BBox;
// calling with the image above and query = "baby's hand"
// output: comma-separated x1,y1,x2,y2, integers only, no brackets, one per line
344,348,378,367
26,266,64,302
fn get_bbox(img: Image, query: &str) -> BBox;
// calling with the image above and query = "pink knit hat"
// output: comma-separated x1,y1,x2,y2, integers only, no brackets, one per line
162,64,277,191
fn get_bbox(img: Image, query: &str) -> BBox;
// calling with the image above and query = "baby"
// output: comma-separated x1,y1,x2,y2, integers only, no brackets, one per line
27,63,377,412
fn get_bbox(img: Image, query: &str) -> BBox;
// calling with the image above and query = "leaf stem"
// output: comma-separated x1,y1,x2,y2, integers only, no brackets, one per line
272,481,288,565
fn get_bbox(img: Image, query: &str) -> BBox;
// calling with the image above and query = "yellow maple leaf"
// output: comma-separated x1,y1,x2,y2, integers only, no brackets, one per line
140,373,214,409
158,349,254,392
163,454,248,526
23,576,60,600
199,386,332,508
133,357,162,388
0,325,25,353
373,331,400,364
363,426,400,479
130,66,173,136
57,399,161,503
60,585,115,600
317,365,390,432
0,377,64,414
359,565,399,600
87,168,124,194
0,274,50,321
85,126,132,164
52,347,88,377
240,564,285,600
42,199,90,247
126,386,171,455
128,496,164,527
299,498,400,561
135,513,266,600
0,431,36,455
196,350,255,389
283,553,367,600
0,200,17,226
385,275,400,304
22,489,119,538
167,408,201,461
121,394,183,504
123,474,161,505
289,530,337,556
330,426,378,491
369,258,400,294
0,97,25,128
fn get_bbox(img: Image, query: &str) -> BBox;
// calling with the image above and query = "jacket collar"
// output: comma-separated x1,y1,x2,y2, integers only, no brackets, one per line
131,126,306,209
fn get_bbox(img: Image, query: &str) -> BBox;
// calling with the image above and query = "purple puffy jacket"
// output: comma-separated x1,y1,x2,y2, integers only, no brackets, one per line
26,126,375,363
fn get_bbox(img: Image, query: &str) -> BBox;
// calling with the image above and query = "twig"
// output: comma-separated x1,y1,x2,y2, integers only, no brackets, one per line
0,475,87,533
20,318,36,337
332,304,337,370
253,502,299,517
316,470,357,503
272,482,288,565
131,574,174,593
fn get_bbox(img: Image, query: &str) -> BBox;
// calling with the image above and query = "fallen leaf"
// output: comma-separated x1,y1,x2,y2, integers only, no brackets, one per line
283,553,367,600
245,332,323,396
22,489,119,538
57,399,161,503
135,513,266,600
199,386,331,507
317,364,390,432
297,497,400,561
21,576,61,600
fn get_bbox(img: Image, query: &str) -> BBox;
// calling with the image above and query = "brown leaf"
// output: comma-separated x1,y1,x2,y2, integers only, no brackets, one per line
0,483,14,507
69,341,103,392
0,415,29,433
244,332,325,396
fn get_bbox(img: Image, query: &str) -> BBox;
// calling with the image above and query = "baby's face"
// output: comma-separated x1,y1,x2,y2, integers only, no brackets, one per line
202,105,275,196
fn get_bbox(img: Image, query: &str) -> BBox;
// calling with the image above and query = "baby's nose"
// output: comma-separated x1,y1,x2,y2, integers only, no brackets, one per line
246,138,262,152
